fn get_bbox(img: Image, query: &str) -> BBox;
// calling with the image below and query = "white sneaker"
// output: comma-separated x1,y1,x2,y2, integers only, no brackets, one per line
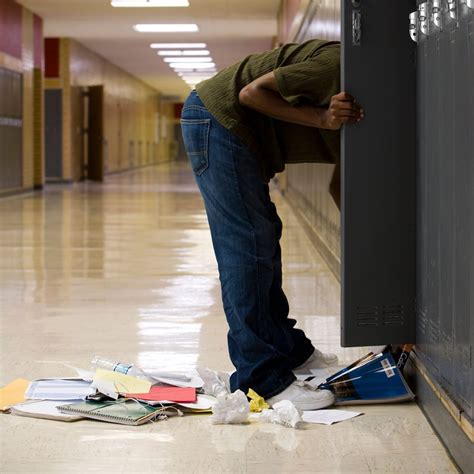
293,349,338,373
266,381,335,411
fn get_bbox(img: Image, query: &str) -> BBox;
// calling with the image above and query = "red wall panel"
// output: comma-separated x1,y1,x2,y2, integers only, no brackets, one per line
33,14,43,69
0,0,22,59
174,103,183,119
44,38,60,77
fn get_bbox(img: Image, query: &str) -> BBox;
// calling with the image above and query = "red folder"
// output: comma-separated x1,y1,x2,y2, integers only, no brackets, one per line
124,386,196,403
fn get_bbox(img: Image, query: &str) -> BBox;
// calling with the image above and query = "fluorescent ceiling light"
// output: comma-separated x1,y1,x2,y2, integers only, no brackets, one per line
170,62,216,69
180,73,215,77
182,50,210,56
158,50,209,56
164,57,212,63
112,0,189,6
134,24,198,32
150,43,206,48
182,76,214,82
157,50,182,56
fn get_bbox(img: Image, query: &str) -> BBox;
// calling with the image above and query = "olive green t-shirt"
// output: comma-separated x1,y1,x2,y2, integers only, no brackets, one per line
196,39,341,182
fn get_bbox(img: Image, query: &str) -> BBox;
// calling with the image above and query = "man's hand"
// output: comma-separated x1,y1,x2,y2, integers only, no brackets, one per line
323,91,364,130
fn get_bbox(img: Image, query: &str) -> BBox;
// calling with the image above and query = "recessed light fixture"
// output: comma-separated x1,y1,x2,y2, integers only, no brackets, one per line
181,75,215,81
181,50,210,56
163,57,213,63
157,50,182,56
112,0,189,6
134,24,198,32
169,62,216,69
158,50,210,56
150,43,206,49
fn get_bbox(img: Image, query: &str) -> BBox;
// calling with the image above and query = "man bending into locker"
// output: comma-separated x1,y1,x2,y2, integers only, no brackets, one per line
181,39,364,410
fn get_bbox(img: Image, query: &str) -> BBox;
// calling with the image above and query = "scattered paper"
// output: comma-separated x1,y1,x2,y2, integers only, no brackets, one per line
151,372,203,389
26,379,95,401
176,394,216,410
0,379,30,411
211,390,250,424
91,378,119,399
247,389,269,413
302,409,362,425
124,386,196,403
10,400,83,421
63,364,95,382
257,400,303,429
93,369,151,394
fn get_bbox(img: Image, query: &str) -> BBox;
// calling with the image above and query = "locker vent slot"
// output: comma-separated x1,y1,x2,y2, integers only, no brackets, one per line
382,305,405,326
356,306,378,326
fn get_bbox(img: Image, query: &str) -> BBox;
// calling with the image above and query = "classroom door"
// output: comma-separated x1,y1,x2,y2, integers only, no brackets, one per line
88,85,105,181
341,0,417,346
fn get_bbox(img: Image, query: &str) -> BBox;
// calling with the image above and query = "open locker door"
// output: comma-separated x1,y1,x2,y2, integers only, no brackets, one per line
341,0,417,346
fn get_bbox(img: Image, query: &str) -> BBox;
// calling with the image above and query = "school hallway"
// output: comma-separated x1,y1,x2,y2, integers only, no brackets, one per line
0,162,456,473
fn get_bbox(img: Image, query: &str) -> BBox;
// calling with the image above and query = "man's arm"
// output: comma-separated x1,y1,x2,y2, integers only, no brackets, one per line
238,71,363,130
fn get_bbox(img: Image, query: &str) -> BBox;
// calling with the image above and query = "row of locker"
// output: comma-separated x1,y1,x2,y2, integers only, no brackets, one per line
409,0,473,42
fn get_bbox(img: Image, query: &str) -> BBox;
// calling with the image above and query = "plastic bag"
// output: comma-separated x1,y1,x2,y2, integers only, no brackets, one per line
211,390,250,424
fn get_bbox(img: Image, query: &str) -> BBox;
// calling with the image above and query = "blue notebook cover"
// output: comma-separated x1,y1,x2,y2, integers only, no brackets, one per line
320,353,414,405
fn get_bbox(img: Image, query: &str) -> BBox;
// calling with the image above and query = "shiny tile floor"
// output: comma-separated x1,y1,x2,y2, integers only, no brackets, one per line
0,162,455,473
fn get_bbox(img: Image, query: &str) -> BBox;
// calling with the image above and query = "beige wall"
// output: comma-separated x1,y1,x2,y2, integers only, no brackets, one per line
45,38,175,181
277,0,341,278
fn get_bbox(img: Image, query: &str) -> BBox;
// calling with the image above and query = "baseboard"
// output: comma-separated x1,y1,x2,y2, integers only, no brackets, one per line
0,186,35,198
105,161,169,176
283,190,341,282
45,178,74,184
405,351,474,473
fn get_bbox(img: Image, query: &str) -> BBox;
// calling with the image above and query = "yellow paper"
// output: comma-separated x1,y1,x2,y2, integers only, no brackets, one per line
0,378,30,411
247,388,269,413
93,369,151,394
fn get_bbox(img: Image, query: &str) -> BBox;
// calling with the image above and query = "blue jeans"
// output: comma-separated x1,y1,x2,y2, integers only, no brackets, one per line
181,90,315,398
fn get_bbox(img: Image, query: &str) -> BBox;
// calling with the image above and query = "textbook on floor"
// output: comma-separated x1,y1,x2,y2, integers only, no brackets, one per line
319,352,415,405
58,399,177,425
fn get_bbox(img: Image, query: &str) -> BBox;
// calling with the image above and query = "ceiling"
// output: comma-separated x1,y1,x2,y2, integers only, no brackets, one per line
18,0,281,100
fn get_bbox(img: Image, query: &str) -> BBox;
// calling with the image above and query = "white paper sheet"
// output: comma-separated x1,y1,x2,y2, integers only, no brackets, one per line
150,372,203,388
302,409,362,425
10,400,83,421
176,394,215,409
26,379,95,400
63,364,95,382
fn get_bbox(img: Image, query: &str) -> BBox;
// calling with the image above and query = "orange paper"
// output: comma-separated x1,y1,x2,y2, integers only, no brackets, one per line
0,378,30,411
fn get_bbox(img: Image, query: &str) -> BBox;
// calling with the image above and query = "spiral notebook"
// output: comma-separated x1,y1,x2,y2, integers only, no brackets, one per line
57,399,169,425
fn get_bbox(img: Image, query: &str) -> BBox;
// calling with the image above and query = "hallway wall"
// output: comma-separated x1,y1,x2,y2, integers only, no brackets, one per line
44,38,175,181
277,0,341,278
0,0,44,194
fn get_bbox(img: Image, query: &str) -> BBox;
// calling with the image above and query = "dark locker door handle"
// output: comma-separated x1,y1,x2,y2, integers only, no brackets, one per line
352,9,361,46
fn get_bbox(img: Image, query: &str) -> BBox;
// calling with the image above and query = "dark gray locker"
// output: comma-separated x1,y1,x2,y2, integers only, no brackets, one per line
416,4,473,420
341,0,417,346
0,67,23,190
45,89,63,178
